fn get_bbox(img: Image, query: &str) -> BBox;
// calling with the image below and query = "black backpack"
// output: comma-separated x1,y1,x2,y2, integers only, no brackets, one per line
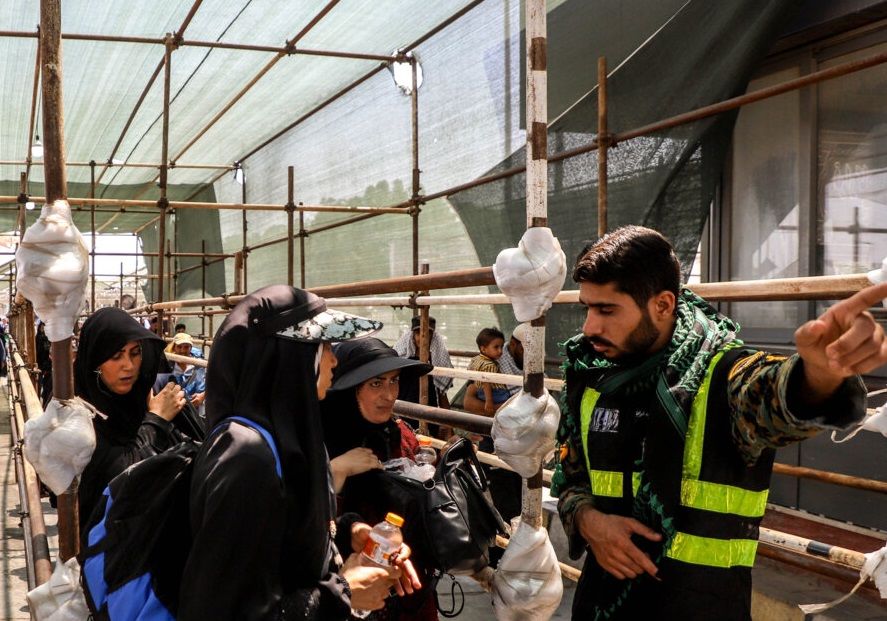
363,437,507,575
79,417,280,620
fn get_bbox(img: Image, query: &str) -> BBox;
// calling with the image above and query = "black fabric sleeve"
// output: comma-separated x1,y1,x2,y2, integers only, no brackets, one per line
334,512,363,558
80,412,181,521
179,426,351,621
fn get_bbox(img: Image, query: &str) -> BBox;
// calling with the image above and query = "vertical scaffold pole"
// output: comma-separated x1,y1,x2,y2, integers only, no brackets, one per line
597,57,609,238
410,54,421,283
417,262,430,436
287,166,295,287
39,0,78,561
157,34,173,335
90,160,96,312
520,0,548,529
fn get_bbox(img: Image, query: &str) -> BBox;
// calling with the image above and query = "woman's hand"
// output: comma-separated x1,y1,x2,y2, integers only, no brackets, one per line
148,383,186,421
190,391,206,407
389,543,422,596
341,553,398,611
349,524,422,598
330,448,382,493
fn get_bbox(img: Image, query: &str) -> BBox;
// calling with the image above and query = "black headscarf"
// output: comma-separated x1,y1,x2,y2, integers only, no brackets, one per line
74,307,164,441
321,338,430,462
205,285,332,586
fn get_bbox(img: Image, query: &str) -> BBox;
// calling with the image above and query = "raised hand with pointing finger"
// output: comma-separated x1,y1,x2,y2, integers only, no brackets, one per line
794,282,887,404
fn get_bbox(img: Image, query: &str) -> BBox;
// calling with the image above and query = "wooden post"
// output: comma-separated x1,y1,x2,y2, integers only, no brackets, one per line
520,0,548,529
287,166,295,286
39,0,78,563
597,57,608,238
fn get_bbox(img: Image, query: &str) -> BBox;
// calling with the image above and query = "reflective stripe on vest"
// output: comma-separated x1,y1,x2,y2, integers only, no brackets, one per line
666,532,758,568
678,348,770,518
579,388,639,498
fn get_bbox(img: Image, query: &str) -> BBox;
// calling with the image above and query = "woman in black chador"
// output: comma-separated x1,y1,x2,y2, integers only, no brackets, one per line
74,307,185,524
179,285,417,621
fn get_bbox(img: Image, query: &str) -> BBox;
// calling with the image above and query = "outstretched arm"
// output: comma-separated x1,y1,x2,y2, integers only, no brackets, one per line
794,282,887,404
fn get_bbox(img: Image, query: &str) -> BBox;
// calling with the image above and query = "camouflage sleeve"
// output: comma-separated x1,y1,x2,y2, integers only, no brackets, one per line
728,352,867,465
555,441,596,560
552,380,596,560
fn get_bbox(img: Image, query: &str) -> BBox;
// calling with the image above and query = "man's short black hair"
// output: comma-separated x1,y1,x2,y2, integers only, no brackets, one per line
476,327,505,348
573,225,681,308
175,323,187,332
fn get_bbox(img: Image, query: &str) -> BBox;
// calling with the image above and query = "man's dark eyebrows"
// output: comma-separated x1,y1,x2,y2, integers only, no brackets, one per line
580,301,618,310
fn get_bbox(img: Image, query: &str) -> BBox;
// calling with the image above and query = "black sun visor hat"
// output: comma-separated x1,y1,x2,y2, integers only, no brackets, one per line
250,288,382,343
329,337,433,391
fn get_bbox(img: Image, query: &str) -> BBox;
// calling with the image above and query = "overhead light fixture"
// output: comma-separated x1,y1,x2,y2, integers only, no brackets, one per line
389,51,423,95
25,201,35,211
233,161,245,185
111,158,124,165
31,135,43,159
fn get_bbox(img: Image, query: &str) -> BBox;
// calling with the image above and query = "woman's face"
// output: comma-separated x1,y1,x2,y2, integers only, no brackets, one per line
316,343,337,400
356,370,400,424
97,340,142,395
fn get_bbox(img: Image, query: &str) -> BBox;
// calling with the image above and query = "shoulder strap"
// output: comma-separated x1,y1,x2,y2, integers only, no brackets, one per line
216,416,283,480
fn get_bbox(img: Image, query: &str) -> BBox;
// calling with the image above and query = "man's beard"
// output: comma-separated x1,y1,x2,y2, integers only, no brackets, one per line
588,309,661,363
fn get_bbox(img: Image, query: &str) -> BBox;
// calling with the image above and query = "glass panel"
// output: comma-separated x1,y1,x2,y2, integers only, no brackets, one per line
819,42,887,278
728,67,802,329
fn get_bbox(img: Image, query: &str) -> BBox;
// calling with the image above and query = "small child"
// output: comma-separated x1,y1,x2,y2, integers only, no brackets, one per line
467,327,510,415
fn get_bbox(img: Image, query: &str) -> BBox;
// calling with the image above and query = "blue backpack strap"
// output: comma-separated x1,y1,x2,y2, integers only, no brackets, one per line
216,416,282,480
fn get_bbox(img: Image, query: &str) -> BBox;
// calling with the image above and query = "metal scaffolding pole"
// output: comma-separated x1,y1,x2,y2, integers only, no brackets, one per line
520,0,548,530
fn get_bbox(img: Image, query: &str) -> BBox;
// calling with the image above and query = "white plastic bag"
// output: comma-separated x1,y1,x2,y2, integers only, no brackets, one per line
23,397,101,495
492,389,560,478
26,556,90,621
16,200,89,342
491,520,563,620
831,404,887,443
493,228,566,322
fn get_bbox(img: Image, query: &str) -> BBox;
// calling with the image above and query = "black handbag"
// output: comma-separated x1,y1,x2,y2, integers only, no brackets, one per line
362,437,507,575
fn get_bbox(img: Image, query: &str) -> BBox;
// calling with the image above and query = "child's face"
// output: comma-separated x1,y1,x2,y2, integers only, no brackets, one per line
480,338,505,360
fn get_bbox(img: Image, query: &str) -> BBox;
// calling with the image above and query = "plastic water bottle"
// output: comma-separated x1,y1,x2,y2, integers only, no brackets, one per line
411,436,437,481
415,436,437,466
352,513,405,618
361,512,405,567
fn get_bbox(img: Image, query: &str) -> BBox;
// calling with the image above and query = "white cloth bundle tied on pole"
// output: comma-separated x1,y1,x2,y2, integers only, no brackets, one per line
493,227,567,322
491,520,564,620
492,390,560,478
16,200,89,342
23,397,101,495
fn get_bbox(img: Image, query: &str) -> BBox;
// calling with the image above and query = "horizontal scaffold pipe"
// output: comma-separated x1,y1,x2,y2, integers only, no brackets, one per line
394,400,495,436
125,270,873,317
0,159,233,170
308,273,874,308
0,30,400,63
0,195,409,214
430,366,563,392
126,267,496,314
759,527,866,569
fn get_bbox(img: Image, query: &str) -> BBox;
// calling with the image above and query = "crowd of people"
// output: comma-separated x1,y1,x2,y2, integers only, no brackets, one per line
17,225,886,620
